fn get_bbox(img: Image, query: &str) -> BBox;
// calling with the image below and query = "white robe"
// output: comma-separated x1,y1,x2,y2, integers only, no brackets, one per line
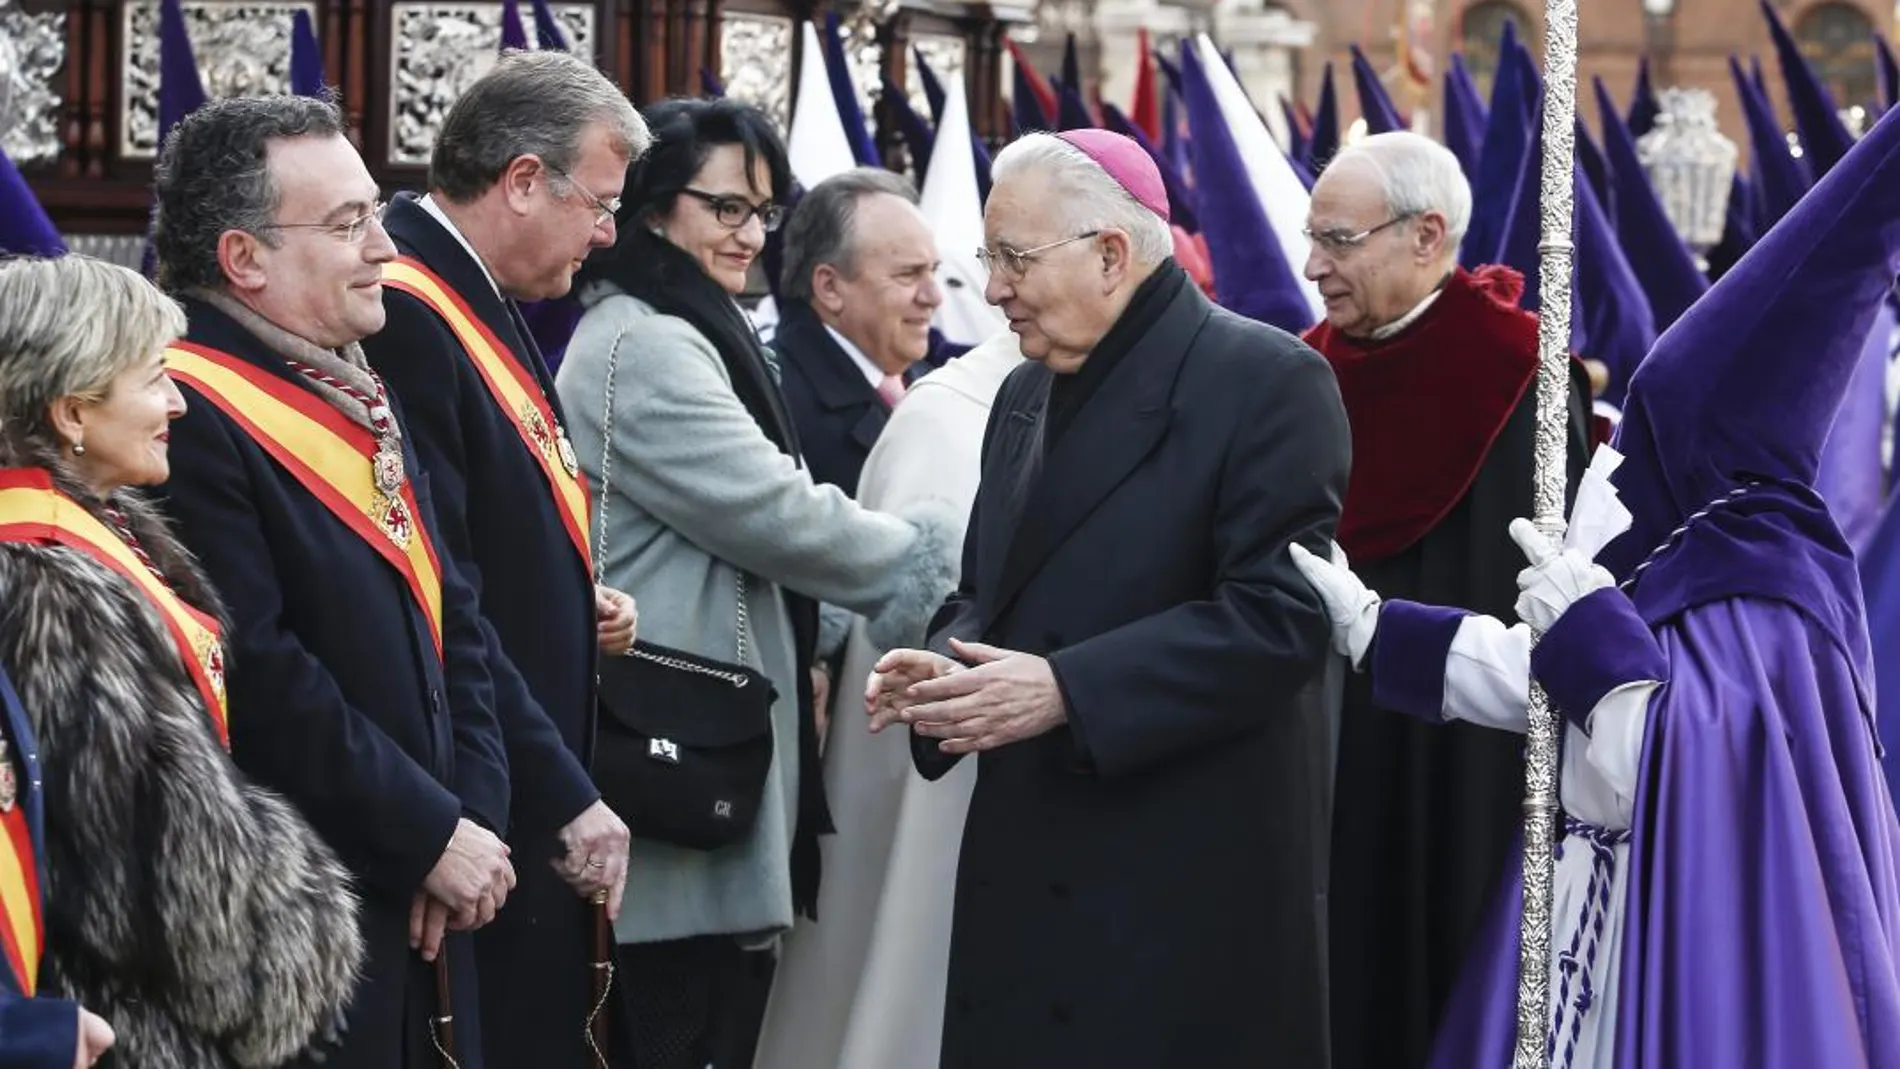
754,334,1026,1069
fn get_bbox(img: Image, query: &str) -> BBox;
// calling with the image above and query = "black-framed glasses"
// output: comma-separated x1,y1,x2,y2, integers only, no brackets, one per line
546,163,622,228
256,200,386,244
1302,213,1418,257
681,188,785,232
974,231,1102,281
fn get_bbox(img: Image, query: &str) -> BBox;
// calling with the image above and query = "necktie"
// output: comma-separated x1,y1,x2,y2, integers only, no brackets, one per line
876,372,908,409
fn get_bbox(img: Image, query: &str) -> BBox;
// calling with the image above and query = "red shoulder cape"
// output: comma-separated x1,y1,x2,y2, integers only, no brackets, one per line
1303,266,1539,564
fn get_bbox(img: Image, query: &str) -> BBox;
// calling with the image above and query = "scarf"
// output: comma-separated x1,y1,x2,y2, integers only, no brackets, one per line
190,289,398,446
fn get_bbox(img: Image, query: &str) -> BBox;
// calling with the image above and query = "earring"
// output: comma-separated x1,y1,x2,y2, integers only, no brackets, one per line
71,441,84,456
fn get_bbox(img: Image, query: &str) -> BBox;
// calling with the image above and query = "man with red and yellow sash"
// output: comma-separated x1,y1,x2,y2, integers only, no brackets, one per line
152,95,521,1068
362,52,647,1067
0,666,113,1069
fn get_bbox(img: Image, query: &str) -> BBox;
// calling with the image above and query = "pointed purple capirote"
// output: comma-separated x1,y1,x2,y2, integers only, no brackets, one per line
498,0,529,49
1349,44,1405,134
531,0,569,50
158,0,206,142
289,10,325,97
1460,20,1533,266
1731,55,1811,228
823,12,879,166
1762,0,1854,180
884,71,934,182
1603,98,1900,590
1177,40,1310,333
1628,55,1660,137
700,66,726,97
1304,62,1339,172
914,45,948,122
1594,76,1708,334
0,149,64,256
1442,53,1485,178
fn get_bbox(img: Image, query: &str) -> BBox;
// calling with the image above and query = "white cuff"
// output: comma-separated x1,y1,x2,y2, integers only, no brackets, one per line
1443,616,1532,732
1583,680,1660,820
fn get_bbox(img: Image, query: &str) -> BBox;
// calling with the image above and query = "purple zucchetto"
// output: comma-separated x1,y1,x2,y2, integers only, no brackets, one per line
1054,129,1172,223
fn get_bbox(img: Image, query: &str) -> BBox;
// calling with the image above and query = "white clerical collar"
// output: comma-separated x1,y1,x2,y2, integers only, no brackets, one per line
418,194,502,298
822,321,890,389
1367,285,1445,341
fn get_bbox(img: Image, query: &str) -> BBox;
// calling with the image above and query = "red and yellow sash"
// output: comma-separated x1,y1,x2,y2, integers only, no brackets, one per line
383,257,593,571
165,343,446,658
0,468,229,747
0,786,41,995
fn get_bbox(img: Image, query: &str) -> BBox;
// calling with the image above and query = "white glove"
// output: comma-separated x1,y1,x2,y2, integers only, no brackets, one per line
1509,518,1614,633
1290,541,1380,668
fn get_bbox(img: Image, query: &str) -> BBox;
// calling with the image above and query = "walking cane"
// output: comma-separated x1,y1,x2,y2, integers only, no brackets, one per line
433,950,460,1069
587,890,615,1069
1513,0,1584,1063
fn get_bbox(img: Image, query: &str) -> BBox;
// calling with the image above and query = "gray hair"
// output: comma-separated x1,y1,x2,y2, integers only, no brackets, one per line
153,93,348,292
989,133,1174,264
0,256,186,440
1327,131,1473,254
780,168,919,303
430,50,650,202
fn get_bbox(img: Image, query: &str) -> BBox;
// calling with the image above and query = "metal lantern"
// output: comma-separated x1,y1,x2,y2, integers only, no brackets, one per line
1637,87,1739,270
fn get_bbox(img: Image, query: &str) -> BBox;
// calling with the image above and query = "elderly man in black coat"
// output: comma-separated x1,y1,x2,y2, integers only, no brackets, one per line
868,129,1351,1069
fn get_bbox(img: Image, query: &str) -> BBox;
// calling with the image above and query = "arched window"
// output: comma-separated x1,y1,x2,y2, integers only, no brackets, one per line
1459,1,1530,101
1795,2,1877,112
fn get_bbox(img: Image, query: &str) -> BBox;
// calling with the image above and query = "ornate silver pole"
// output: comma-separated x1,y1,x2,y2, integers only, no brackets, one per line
1513,0,1581,1063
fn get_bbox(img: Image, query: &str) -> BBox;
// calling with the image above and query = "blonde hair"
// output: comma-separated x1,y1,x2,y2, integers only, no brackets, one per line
0,256,187,432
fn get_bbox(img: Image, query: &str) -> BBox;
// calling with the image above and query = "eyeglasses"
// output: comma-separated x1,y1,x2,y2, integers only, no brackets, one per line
1302,213,1418,257
257,200,386,244
546,163,622,228
974,231,1102,281
681,188,785,232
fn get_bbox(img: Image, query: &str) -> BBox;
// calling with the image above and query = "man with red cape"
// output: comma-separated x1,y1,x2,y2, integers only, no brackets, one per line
1300,130,1593,1069
1296,97,1900,1067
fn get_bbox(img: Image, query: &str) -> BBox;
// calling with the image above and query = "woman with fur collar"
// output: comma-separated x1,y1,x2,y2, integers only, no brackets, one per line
0,256,361,1067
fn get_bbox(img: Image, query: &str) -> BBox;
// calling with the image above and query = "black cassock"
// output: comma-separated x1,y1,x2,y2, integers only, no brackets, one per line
914,266,1351,1069
1305,266,1592,1069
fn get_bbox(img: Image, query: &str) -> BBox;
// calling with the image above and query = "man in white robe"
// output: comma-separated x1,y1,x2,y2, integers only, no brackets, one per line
754,332,1024,1069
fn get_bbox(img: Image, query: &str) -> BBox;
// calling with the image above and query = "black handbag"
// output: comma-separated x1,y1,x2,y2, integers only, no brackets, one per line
589,333,776,851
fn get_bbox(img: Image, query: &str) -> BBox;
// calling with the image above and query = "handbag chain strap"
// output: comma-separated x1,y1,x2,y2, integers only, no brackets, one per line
594,327,753,687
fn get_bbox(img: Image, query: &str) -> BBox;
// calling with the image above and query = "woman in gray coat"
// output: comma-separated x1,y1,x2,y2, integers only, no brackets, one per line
554,98,958,1069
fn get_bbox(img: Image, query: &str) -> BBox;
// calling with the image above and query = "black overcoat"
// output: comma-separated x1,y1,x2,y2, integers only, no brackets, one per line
773,300,916,496
915,282,1352,1068
157,299,513,1068
364,193,607,1068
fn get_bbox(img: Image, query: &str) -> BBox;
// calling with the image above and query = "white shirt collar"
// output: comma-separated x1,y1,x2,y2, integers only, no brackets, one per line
822,321,890,388
1367,285,1445,341
418,194,502,298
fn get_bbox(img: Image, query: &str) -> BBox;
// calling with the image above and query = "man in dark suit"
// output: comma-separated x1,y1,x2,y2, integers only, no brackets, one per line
0,666,114,1068
776,168,942,497
361,51,643,1068
152,94,519,1068
868,130,1351,1069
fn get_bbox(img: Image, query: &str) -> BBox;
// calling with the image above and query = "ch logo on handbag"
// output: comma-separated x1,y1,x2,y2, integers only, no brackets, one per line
713,800,734,819
648,738,681,764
